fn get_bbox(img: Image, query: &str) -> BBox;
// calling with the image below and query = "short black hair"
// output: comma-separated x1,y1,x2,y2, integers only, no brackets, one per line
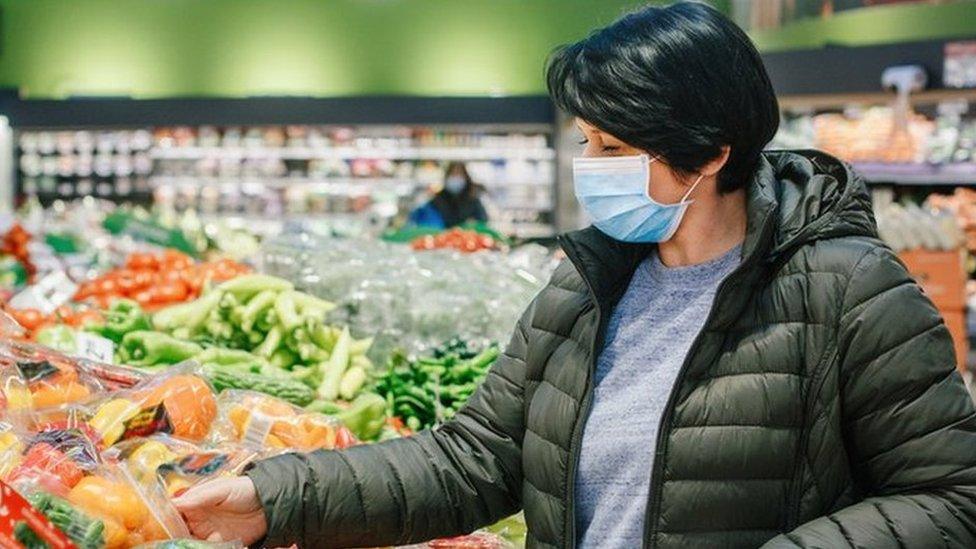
546,1,779,193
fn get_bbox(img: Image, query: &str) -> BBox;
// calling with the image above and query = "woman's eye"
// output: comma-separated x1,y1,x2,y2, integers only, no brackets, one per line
577,139,589,145
602,146,620,152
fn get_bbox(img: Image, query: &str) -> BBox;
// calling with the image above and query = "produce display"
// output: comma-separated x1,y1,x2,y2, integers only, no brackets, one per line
410,228,499,253
376,339,499,431
0,208,546,547
211,390,357,452
74,251,250,310
260,233,554,357
1,223,37,284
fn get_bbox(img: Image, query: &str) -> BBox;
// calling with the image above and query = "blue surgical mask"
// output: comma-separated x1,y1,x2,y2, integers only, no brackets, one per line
573,154,703,243
444,176,466,195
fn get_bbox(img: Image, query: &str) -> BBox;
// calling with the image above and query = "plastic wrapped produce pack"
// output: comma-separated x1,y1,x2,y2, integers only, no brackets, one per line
259,232,556,358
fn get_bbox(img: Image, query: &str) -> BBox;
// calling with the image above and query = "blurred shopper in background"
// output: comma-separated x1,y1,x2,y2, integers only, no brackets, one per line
409,161,488,228
175,2,976,548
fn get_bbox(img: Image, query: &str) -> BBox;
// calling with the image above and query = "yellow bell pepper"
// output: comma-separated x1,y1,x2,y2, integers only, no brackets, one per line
90,398,139,446
127,440,178,485
4,378,32,410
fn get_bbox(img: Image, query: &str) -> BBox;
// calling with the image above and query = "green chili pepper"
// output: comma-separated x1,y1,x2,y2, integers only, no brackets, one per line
118,331,203,367
308,320,336,351
89,299,150,343
270,347,299,370
194,347,263,366
290,291,336,317
216,274,294,301
254,326,283,358
305,399,344,415
240,290,277,333
316,326,351,401
153,290,222,333
335,392,387,440
274,291,302,332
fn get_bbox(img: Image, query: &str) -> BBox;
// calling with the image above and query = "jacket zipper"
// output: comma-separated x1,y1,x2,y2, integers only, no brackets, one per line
559,237,610,549
641,219,776,549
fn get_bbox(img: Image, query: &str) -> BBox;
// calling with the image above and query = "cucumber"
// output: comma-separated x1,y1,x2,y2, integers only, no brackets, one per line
206,367,316,406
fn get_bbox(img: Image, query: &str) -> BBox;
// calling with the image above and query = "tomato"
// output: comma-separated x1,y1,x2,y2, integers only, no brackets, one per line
125,252,159,271
132,269,156,288
132,288,156,307
153,281,188,303
67,309,104,328
335,426,357,449
94,277,119,296
161,250,193,270
74,282,95,301
9,308,46,331
112,269,139,293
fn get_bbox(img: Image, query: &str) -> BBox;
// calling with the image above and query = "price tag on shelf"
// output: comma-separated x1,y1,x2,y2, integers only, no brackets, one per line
8,271,78,315
74,332,115,364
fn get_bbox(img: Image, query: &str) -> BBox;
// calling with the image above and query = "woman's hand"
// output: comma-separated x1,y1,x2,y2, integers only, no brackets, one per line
173,476,268,545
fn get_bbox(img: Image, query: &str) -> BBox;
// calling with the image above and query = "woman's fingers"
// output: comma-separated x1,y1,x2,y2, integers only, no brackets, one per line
173,477,234,511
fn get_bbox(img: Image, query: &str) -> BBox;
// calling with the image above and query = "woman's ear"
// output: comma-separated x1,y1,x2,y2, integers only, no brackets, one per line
699,146,731,177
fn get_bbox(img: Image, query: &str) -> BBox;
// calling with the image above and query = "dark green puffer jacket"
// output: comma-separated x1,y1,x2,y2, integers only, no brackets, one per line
247,150,976,548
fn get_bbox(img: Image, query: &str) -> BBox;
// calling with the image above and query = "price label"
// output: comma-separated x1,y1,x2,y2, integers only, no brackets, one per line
74,332,115,364
0,480,77,549
8,272,78,315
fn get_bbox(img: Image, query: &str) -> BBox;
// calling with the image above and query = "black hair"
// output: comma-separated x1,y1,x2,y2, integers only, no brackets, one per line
546,1,779,193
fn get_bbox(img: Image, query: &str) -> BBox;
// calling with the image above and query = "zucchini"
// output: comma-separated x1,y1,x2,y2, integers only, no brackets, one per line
206,367,316,406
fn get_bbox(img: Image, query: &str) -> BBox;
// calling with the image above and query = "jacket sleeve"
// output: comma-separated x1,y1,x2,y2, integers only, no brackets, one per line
763,247,976,548
244,302,534,548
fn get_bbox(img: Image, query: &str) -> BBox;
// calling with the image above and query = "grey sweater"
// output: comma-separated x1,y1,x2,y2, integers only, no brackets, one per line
575,244,741,548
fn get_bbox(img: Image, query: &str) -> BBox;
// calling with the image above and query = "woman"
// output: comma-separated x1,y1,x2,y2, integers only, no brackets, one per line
409,161,488,228
176,3,976,548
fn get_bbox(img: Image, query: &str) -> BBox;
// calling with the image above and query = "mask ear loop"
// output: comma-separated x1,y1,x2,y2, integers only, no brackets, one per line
681,173,705,202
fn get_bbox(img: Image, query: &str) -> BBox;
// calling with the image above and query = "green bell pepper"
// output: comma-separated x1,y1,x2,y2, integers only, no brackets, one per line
118,331,203,367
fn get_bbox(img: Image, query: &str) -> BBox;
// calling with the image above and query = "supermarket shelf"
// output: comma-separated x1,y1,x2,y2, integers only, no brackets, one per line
853,163,976,185
150,146,556,162
779,89,976,111
150,176,419,192
149,175,553,189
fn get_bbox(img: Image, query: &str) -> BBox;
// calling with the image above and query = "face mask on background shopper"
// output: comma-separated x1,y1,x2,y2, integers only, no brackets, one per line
444,176,466,195
573,154,704,243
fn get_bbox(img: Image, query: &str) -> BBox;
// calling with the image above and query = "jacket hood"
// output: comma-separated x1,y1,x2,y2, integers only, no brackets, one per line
560,149,878,310
761,149,877,260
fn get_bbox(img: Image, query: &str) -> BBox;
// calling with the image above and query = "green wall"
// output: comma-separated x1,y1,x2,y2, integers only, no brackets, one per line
0,0,653,99
0,0,973,99
752,1,976,52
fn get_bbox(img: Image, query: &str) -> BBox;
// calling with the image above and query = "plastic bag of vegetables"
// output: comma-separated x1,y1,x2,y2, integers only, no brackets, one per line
87,365,217,445
135,540,243,549
209,390,357,453
7,460,190,548
3,409,103,494
104,435,260,499
0,351,104,416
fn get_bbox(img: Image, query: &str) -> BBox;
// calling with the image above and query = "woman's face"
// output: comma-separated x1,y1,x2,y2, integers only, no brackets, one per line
576,118,699,205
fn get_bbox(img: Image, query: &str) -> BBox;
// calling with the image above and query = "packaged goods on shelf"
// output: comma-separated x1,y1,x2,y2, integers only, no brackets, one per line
771,107,976,185
259,232,556,357
16,124,557,239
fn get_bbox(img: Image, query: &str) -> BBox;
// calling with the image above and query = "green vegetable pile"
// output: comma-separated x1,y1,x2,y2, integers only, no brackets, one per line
14,492,104,549
89,275,376,408
375,339,499,431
